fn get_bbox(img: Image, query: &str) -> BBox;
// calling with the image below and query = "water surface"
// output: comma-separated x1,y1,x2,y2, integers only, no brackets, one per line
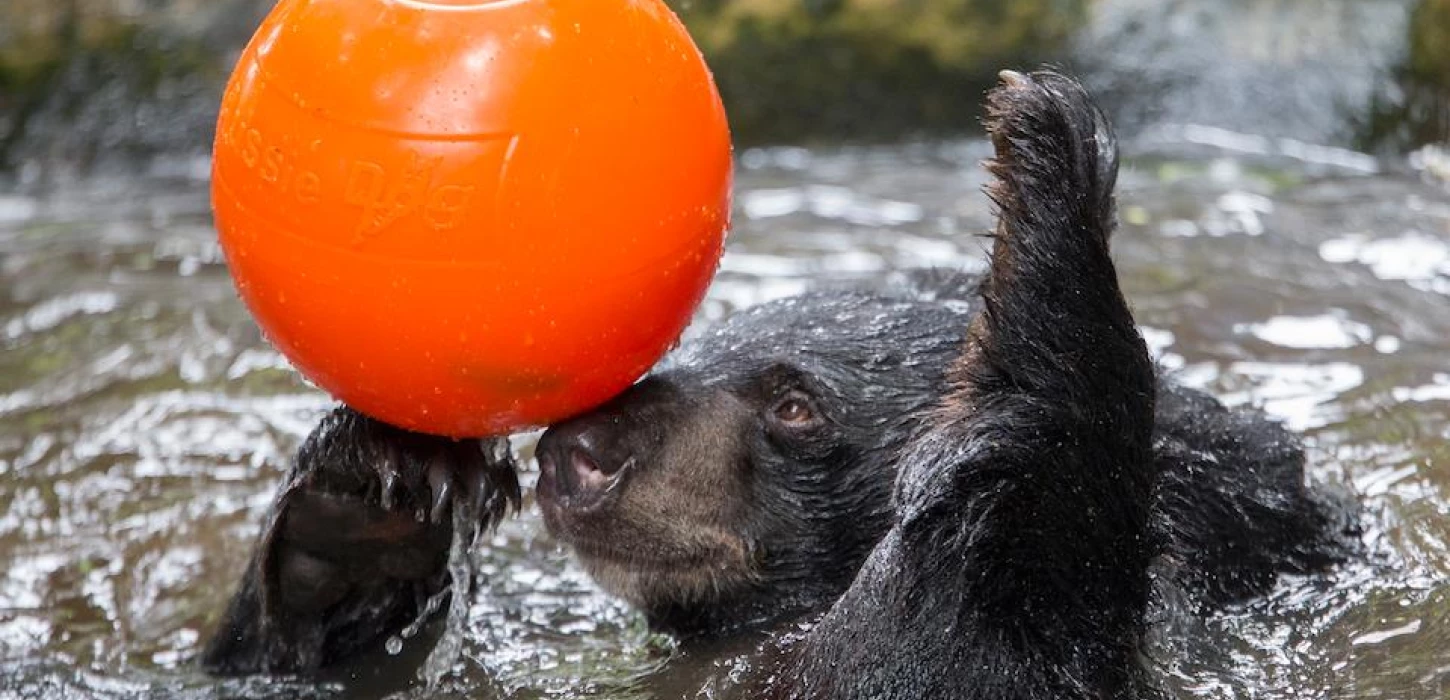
3,133,1449,698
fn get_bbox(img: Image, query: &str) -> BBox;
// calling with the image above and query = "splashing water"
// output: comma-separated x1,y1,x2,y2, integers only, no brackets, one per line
420,492,481,690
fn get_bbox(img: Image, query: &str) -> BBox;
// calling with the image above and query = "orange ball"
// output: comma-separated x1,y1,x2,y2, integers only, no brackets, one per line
212,0,732,437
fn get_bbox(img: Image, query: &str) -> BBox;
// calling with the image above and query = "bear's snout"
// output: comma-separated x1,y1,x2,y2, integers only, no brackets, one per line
536,419,634,511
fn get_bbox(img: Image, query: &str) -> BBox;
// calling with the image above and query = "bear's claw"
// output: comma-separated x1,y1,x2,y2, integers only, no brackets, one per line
201,406,520,675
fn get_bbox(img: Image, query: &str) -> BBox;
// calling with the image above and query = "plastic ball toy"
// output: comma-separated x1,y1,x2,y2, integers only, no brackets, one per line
212,0,732,437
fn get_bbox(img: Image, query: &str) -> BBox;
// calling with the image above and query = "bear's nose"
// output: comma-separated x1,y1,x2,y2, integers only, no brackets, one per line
536,418,633,504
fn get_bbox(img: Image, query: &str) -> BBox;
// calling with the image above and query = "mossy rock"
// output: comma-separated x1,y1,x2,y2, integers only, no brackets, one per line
0,0,1084,167
1358,0,1450,151
670,0,1086,144
5,0,1442,165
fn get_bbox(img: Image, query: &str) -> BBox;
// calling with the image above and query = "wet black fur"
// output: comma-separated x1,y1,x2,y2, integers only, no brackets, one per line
560,289,972,636
202,71,1353,695
761,70,1163,699
576,281,1349,644
543,71,1352,697
201,409,519,675
546,248,1347,642
761,71,1349,699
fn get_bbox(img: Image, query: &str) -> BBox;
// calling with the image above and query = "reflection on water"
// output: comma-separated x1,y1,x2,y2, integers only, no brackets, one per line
2,131,1449,698
1320,231,1450,294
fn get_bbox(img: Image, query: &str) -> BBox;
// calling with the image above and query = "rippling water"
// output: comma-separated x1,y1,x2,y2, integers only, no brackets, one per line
2,136,1449,699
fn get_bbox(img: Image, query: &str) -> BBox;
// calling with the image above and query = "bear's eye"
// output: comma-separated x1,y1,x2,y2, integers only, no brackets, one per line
771,392,819,427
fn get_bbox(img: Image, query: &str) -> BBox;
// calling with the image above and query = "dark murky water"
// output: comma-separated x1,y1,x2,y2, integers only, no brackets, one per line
3,135,1450,698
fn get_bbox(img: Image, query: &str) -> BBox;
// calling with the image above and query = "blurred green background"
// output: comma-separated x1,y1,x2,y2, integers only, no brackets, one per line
0,0,1447,174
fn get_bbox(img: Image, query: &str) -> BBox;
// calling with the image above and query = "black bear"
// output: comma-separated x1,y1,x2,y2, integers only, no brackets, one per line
202,71,1352,698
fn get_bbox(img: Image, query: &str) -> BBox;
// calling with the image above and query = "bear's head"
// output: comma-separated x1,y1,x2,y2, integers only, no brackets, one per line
535,291,969,635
